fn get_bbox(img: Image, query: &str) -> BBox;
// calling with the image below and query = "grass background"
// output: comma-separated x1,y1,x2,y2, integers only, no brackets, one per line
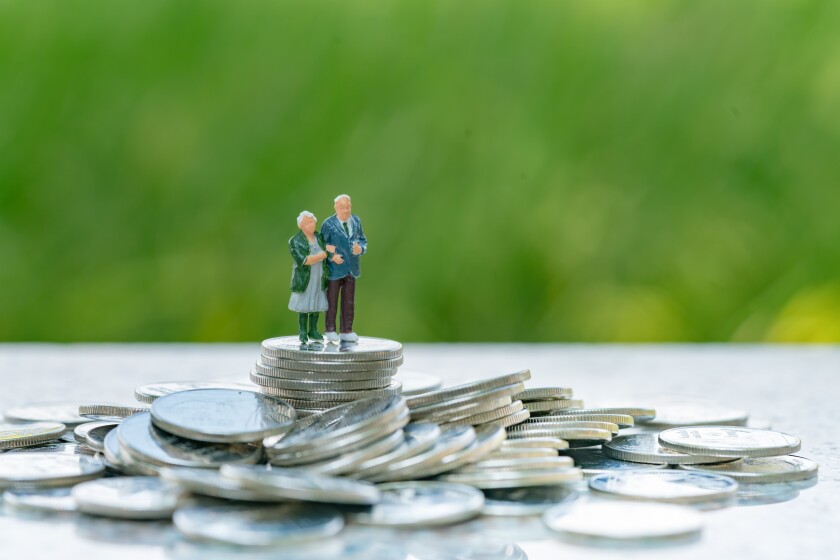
1,0,839,342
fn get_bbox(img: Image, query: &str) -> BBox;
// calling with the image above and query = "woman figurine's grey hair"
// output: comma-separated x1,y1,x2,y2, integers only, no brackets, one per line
288,211,334,344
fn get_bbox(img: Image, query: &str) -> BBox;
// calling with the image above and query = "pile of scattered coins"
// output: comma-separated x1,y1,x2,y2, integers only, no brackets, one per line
0,337,820,549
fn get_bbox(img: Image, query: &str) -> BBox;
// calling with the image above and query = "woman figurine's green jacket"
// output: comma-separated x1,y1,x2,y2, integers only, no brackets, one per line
289,230,331,292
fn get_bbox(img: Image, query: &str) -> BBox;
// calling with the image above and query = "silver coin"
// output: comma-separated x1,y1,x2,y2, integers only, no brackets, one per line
395,370,443,396
508,420,618,435
6,441,93,456
483,485,579,516
455,456,574,474
500,437,568,451
485,448,560,460
350,423,442,479
264,395,406,457
0,421,67,450
160,467,279,502
304,429,406,476
446,401,525,426
261,335,403,361
103,429,159,476
255,361,397,380
438,468,582,489
481,409,531,428
352,481,484,527
603,434,741,465
150,389,296,443
637,396,748,428
221,465,380,505
4,402,87,425
78,403,149,422
369,425,477,483
258,379,402,402
84,423,117,453
523,400,584,414
260,354,404,373
74,421,117,444
134,381,256,404
409,395,515,424
527,413,634,429
589,470,739,503
409,383,527,419
3,487,77,512
678,455,818,483
72,476,182,519
561,448,668,476
410,424,507,479
173,503,344,546
544,501,703,542
514,387,574,401
117,412,262,468
659,426,801,458
249,370,392,390
406,370,531,409
506,427,612,447
0,452,105,489
550,407,656,421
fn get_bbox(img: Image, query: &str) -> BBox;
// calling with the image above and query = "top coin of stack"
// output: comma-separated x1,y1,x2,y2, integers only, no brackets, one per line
251,336,404,415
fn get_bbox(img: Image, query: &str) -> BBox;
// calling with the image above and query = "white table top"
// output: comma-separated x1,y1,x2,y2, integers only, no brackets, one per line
1,343,837,560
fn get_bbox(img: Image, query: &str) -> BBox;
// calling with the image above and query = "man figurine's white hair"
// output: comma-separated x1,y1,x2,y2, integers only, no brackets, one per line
334,194,351,204
296,210,316,226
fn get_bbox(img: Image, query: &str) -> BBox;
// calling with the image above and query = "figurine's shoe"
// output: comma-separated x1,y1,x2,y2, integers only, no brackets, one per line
307,313,323,340
325,331,340,343
340,332,359,342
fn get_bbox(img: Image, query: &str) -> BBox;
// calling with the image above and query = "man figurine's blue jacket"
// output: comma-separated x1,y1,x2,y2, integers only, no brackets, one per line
322,213,367,279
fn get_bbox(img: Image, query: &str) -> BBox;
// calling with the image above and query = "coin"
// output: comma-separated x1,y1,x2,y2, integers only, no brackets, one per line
603,434,741,465
409,424,507,479
549,407,656,421
117,412,262,468
78,403,149,422
74,421,116,444
523,400,584,415
6,441,93,456
514,388,574,401
395,370,443,396
500,438,569,451
160,467,280,502
637,396,748,428
150,389,296,443
3,487,77,512
482,409,531,428
0,421,67,450
103,429,159,476
84,423,117,453
678,455,818,483
527,413,634,429
255,361,397,381
72,476,182,519
560,448,668,476
350,423,442,479
249,371,392,390
304,429,406,476
173,503,344,546
134,381,256,404
369,425,477,483
485,448,560,460
221,465,381,505
352,481,484,527
589,470,739,503
445,401,525,426
406,371,532,409
260,355,404,372
258,379,402,402
508,421,619,436
0,452,105,489
483,485,579,516
544,501,703,542
659,427,802,458
506,427,612,447
454,456,574,474
409,395,515,424
261,335,403,361
409,383,527,419
438,468,582,489
4,402,87,425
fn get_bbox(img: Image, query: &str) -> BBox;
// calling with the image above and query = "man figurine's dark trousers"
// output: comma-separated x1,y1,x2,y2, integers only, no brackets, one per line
325,275,356,334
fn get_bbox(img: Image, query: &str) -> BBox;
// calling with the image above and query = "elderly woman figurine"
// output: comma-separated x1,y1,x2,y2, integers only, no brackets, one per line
289,211,332,344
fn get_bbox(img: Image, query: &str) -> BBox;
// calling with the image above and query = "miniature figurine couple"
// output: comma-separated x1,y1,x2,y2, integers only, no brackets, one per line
288,194,367,345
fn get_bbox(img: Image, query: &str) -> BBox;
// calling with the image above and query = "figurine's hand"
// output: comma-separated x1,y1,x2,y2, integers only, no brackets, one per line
325,244,336,253
332,254,345,264
352,242,363,256
317,251,328,261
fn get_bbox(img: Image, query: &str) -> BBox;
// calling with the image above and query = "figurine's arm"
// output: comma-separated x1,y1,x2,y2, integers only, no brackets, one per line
289,239,308,267
356,219,367,255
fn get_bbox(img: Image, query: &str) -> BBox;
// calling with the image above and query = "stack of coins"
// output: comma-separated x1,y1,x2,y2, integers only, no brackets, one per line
251,336,404,415
405,370,532,428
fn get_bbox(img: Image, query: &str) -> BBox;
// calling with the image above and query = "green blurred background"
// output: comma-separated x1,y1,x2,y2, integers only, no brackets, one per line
1,0,838,343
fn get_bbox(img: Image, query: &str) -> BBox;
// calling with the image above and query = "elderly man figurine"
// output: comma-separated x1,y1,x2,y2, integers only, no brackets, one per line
288,211,332,344
321,194,367,343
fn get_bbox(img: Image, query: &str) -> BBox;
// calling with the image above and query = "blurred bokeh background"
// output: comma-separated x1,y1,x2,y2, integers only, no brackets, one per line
1,0,838,343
